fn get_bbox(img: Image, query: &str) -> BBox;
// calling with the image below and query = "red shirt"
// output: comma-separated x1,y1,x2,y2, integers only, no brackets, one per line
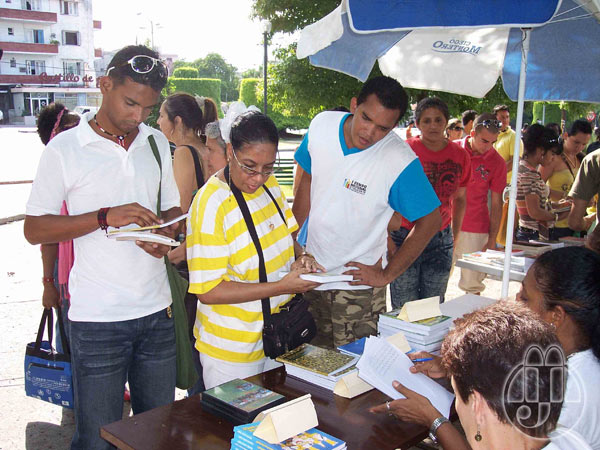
402,137,471,230
457,137,507,233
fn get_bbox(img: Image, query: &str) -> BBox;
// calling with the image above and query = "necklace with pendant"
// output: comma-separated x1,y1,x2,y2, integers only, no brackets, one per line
94,115,130,148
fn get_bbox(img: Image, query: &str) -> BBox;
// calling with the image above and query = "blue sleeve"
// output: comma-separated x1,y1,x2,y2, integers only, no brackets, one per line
388,158,441,222
294,134,311,174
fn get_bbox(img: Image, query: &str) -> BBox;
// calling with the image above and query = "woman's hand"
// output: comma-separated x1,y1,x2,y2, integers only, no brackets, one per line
369,381,441,427
408,351,447,379
168,243,186,264
291,254,325,273
279,268,320,294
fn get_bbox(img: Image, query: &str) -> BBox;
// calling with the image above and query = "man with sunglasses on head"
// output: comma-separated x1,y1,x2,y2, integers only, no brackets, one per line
24,45,181,450
453,113,506,295
293,76,441,349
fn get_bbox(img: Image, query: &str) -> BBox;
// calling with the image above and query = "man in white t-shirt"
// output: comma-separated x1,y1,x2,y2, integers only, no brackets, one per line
24,45,182,450
293,76,441,349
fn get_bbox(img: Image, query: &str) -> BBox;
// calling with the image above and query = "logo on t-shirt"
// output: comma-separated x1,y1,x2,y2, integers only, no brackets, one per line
343,178,367,195
476,164,490,180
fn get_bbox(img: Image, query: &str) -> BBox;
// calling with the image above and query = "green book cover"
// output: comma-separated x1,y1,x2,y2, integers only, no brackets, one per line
275,343,356,376
381,311,452,327
202,379,285,414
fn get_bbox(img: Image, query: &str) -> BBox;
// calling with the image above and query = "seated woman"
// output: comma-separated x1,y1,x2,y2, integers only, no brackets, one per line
371,301,592,449
373,246,600,449
187,110,323,389
390,97,470,307
540,119,593,239
516,124,566,241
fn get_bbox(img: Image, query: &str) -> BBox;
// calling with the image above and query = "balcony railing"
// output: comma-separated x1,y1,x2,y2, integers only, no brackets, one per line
0,41,59,54
0,7,57,23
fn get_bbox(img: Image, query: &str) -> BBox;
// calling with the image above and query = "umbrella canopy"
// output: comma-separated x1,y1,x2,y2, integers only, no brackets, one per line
296,0,600,297
298,0,600,102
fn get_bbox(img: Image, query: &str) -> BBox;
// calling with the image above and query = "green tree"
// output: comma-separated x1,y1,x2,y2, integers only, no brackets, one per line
194,53,240,102
242,67,263,79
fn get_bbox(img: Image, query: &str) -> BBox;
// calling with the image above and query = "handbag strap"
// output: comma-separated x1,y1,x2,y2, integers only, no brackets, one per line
224,166,287,324
55,305,70,355
35,308,53,351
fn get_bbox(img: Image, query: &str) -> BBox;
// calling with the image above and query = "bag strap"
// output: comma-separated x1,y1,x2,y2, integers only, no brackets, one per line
55,305,70,356
263,186,286,226
35,309,53,351
185,145,205,191
225,166,289,324
148,135,162,217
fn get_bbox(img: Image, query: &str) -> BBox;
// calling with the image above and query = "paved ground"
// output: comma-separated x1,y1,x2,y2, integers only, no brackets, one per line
0,126,521,449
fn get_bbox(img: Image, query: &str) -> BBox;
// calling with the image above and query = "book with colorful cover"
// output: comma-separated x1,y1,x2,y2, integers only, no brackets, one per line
233,422,346,450
337,337,366,357
275,344,356,377
201,379,286,424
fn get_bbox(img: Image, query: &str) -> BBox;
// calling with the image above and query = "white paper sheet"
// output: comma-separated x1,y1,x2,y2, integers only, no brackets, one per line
356,336,454,418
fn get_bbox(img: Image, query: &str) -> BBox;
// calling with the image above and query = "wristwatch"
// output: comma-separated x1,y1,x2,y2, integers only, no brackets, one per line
429,416,450,444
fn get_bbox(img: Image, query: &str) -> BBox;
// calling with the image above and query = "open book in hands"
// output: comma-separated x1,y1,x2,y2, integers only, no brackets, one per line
105,213,188,247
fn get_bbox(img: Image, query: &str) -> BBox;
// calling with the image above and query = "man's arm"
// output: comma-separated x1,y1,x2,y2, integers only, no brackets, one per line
568,198,592,231
41,244,59,309
24,203,162,245
486,191,503,249
291,171,311,231
450,187,466,243
345,208,441,287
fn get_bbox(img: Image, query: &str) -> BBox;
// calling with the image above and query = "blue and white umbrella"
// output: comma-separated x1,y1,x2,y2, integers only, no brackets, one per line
296,0,600,296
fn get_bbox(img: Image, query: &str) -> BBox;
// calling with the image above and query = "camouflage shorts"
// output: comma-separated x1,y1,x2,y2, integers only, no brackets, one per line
305,288,386,349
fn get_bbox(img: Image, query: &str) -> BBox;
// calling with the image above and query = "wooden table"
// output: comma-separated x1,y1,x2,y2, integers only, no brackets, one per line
101,367,437,450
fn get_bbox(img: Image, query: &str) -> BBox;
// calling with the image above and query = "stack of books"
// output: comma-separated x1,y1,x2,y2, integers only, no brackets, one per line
231,422,346,450
200,379,286,425
275,344,358,390
462,249,535,274
378,311,452,352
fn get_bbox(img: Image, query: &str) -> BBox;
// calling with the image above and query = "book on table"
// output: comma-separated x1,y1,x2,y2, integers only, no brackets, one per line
378,310,452,335
336,336,367,358
276,344,358,391
232,422,346,450
200,379,286,425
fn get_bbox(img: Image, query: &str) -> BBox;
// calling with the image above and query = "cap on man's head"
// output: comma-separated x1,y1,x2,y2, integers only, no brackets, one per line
106,45,167,92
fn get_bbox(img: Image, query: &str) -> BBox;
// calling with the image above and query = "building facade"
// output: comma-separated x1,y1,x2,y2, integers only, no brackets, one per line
0,0,101,124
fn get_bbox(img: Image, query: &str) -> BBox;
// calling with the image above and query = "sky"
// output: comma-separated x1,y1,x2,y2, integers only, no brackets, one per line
92,0,294,71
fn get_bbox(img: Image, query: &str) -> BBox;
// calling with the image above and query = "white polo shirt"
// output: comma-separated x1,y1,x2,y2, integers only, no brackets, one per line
26,112,180,322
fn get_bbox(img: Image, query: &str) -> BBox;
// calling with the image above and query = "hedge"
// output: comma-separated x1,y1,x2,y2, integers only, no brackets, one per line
166,78,222,117
239,78,260,108
173,66,199,78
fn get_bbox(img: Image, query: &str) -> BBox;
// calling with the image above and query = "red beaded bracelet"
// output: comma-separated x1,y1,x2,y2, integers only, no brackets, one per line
98,207,110,231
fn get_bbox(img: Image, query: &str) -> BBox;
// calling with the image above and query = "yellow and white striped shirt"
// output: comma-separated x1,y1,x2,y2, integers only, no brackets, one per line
187,175,298,363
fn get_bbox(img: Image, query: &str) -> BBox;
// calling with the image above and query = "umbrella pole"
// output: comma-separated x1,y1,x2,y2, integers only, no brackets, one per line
501,28,530,299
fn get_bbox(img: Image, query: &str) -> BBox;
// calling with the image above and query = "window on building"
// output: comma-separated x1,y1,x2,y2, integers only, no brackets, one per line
63,60,82,76
62,31,80,46
60,1,78,15
8,28,14,36
21,0,41,11
54,93,78,110
32,29,44,44
26,60,45,75
10,58,17,68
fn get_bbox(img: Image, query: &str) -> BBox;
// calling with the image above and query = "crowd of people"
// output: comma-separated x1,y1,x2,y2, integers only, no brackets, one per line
24,44,600,449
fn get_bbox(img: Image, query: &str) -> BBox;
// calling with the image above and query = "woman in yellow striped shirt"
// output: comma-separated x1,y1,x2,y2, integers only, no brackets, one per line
186,110,321,389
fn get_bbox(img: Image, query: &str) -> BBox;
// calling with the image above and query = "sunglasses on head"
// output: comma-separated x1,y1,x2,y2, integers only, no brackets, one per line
476,119,502,131
106,55,167,78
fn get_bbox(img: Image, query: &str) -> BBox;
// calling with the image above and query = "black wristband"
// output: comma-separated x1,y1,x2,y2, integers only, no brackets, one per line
98,207,110,231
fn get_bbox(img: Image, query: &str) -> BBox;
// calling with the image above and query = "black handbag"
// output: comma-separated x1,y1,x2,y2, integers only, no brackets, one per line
224,166,316,358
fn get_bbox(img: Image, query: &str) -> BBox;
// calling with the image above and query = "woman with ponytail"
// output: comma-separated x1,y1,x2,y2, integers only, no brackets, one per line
517,246,600,448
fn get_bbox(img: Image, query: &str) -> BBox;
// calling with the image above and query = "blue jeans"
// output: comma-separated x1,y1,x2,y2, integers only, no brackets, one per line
69,308,176,450
390,226,453,309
